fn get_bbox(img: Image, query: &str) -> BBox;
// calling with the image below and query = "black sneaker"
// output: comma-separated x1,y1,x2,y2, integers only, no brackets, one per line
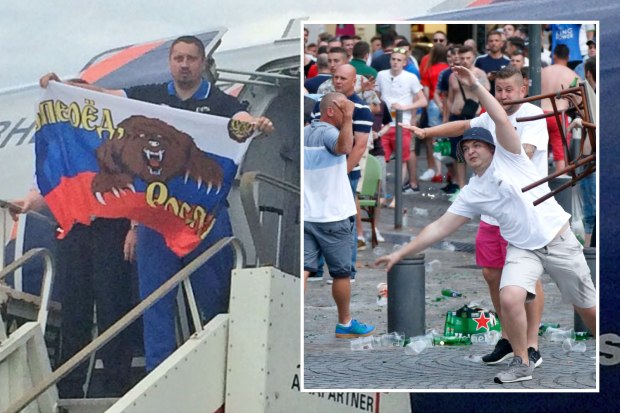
441,183,460,194
528,347,543,368
483,338,514,364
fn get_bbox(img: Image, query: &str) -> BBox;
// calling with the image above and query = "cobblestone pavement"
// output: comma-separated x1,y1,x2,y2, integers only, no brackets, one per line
303,162,597,390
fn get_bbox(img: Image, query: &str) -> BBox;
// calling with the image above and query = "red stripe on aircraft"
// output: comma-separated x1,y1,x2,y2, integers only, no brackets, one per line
469,0,494,6
376,392,381,413
81,40,165,83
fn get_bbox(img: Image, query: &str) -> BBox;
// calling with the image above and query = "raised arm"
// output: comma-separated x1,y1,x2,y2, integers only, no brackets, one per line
332,98,355,155
40,72,125,96
452,66,521,154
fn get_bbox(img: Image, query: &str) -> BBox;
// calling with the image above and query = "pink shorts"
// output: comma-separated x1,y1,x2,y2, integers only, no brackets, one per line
475,221,507,268
381,127,412,162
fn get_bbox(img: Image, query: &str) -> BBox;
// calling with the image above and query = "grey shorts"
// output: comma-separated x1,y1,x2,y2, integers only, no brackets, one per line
304,218,353,278
501,227,596,308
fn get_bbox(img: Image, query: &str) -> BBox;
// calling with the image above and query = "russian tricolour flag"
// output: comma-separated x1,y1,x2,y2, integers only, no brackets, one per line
35,82,255,256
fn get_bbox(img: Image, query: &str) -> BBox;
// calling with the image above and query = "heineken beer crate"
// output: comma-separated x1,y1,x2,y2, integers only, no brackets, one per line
443,305,501,337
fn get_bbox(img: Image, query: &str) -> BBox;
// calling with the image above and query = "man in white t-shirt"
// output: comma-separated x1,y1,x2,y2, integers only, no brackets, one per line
406,66,548,368
376,66,596,384
375,48,427,193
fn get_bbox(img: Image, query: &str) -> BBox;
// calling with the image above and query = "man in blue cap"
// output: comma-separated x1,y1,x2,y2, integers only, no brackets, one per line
375,65,596,385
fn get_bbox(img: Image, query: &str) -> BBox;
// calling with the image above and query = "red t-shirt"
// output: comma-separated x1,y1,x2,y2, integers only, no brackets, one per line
306,63,318,79
421,62,450,100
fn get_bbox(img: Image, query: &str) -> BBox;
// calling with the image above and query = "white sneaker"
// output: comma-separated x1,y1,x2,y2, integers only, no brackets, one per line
375,228,385,243
419,168,436,181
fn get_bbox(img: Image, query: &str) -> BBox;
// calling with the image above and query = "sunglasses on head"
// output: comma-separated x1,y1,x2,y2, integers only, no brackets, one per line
392,47,408,54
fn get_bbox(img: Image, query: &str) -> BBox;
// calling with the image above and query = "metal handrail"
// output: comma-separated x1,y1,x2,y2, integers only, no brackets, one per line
0,200,58,227
217,67,298,80
0,247,55,334
239,172,299,270
5,236,245,413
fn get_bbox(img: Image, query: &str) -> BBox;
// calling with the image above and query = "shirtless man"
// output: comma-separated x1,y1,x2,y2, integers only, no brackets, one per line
446,45,490,189
541,45,580,172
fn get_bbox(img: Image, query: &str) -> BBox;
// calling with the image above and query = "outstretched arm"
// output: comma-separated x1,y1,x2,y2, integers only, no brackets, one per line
400,119,470,140
374,212,469,271
40,72,125,96
452,66,521,154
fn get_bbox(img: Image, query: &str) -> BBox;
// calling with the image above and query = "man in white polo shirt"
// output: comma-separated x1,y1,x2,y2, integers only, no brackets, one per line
376,66,596,384
406,66,549,369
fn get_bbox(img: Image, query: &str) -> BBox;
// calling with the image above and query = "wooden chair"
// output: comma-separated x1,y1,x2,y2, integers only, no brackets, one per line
358,154,382,248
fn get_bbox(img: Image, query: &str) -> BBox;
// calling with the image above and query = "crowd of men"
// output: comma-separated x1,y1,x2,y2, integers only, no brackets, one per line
303,23,597,385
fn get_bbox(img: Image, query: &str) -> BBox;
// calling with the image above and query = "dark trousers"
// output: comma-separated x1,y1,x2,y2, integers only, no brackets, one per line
56,218,133,398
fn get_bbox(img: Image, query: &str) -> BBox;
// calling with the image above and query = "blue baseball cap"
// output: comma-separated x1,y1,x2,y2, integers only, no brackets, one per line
457,127,495,162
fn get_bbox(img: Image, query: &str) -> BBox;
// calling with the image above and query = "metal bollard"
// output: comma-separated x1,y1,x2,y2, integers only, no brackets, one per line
387,253,425,337
394,109,403,229
574,247,596,333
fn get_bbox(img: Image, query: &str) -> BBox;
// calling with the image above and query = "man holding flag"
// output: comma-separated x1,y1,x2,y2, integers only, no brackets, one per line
37,35,274,372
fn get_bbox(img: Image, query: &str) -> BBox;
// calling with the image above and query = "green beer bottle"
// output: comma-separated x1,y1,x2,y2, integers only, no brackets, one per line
442,139,451,156
575,331,590,341
433,335,471,346
442,289,462,297
538,322,560,336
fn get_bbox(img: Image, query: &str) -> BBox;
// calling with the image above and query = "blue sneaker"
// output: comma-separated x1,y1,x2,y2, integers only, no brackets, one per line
335,319,375,338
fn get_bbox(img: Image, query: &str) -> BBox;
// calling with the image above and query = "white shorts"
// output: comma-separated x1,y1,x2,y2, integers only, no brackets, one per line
501,227,596,308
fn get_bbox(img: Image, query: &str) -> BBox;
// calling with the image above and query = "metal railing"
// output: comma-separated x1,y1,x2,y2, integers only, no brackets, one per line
239,172,299,275
217,67,298,88
0,247,55,334
4,236,245,413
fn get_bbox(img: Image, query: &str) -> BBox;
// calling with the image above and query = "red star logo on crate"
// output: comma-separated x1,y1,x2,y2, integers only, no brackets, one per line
473,312,491,330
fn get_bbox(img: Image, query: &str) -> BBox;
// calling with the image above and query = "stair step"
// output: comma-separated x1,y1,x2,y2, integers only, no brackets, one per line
57,398,118,413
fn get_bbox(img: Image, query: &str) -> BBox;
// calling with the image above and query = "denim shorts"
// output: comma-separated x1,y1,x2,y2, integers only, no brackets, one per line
304,218,353,278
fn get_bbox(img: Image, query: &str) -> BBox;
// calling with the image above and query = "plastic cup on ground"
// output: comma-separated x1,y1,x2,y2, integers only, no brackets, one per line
351,336,374,351
548,328,576,342
373,246,387,256
404,340,427,355
425,259,442,273
381,332,405,347
562,338,586,353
